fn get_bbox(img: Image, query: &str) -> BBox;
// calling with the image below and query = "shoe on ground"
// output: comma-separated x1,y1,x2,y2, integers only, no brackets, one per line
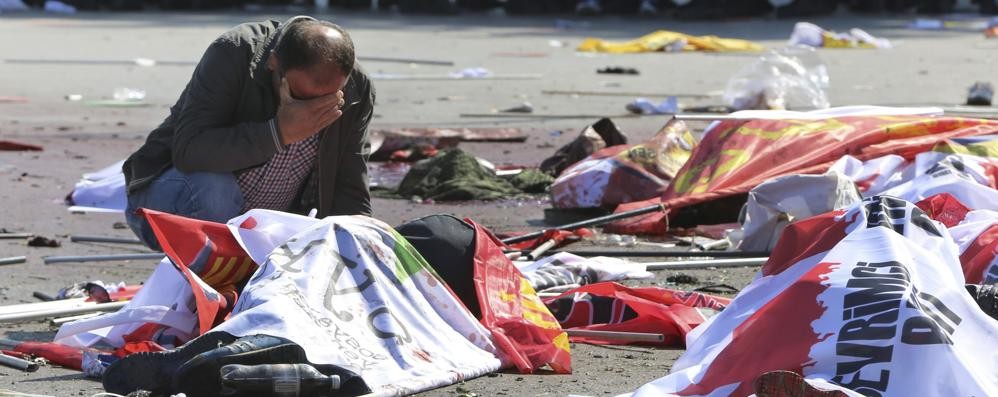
102,331,238,395
754,370,849,397
172,334,309,397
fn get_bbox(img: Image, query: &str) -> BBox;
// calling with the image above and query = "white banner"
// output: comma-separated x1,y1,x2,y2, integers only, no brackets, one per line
216,210,502,396
622,196,998,397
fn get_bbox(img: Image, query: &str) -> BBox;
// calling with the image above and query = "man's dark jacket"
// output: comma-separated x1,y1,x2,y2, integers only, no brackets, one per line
123,19,374,217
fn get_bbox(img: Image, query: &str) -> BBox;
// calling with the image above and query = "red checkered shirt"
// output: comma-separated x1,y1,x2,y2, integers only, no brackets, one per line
237,132,320,212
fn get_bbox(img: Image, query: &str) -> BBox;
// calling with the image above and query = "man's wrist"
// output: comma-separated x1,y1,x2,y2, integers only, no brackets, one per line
269,118,287,153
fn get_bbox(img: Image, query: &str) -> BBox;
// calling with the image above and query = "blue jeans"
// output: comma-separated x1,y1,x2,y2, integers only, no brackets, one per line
126,168,244,251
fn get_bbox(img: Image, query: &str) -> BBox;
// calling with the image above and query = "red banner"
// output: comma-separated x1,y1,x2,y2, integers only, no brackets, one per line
608,116,998,235
466,219,572,374
545,282,730,346
142,209,257,335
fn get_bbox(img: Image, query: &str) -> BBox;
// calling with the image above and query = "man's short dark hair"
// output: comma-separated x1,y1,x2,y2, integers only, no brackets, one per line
274,18,355,76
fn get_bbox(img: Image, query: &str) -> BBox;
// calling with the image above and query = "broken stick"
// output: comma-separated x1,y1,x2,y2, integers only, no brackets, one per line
565,329,665,343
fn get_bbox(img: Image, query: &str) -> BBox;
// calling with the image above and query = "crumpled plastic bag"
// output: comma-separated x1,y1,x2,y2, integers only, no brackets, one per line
723,45,830,111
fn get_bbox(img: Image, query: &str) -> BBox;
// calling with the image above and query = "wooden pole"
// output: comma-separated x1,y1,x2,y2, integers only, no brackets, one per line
565,329,665,343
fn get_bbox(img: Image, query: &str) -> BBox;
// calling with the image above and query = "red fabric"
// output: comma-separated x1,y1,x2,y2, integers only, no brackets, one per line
10,341,94,370
0,140,42,151
962,224,998,284
677,262,835,396
607,116,998,235
545,282,730,346
142,209,256,335
762,209,849,277
466,219,572,374
114,341,167,358
505,228,593,251
916,193,972,228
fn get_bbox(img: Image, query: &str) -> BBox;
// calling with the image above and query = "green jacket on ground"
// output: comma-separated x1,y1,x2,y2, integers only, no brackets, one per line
123,18,375,217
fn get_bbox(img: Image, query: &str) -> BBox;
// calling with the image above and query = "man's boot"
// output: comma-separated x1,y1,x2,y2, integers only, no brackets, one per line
102,331,238,395
171,334,309,397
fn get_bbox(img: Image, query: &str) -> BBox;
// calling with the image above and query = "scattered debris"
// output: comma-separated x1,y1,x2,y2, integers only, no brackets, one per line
789,22,891,49
723,46,829,111
0,141,43,151
501,101,534,113
666,274,699,284
626,97,679,115
0,96,28,104
967,82,994,106
0,352,40,372
597,66,639,75
578,30,764,53
27,236,60,248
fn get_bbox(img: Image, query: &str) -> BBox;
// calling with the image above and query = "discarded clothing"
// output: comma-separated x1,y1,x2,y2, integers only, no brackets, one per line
510,169,554,193
396,149,526,201
624,196,998,397
789,21,891,49
577,30,764,53
607,107,998,235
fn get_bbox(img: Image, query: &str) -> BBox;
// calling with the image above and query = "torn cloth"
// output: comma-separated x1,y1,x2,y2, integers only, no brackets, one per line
578,30,764,53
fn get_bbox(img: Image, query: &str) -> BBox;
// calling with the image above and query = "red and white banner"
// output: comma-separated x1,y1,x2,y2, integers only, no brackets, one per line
621,196,998,396
546,282,729,347
608,111,998,235
550,120,695,209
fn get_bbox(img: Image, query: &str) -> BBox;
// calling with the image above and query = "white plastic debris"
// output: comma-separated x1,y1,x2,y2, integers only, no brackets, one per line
723,45,830,111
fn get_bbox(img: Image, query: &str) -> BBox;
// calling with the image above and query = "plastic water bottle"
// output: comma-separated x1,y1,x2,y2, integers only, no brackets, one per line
219,363,341,397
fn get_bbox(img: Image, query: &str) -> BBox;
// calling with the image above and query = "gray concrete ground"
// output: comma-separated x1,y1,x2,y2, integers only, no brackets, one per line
0,7,995,397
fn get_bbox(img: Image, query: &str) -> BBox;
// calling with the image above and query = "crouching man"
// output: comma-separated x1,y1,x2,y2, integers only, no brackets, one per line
123,16,375,250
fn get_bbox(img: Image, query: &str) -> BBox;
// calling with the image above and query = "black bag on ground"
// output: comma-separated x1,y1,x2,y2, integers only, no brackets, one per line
396,215,481,318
